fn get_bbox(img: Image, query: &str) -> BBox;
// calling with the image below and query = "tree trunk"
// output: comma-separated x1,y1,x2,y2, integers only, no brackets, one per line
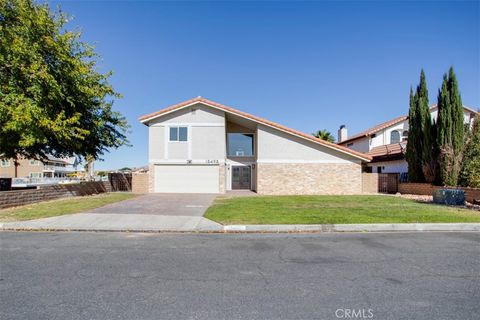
14,159,19,178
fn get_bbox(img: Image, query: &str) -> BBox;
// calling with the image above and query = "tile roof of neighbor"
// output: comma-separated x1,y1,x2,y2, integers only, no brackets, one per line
367,142,407,158
339,116,409,145
339,105,478,145
139,96,372,162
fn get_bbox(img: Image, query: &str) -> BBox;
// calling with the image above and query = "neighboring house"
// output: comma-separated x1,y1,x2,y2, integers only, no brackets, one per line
338,105,478,175
139,97,371,194
0,156,77,179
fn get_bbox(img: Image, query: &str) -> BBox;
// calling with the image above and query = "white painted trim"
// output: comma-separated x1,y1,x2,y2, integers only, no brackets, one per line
141,101,371,162
150,123,224,127
187,125,192,159
256,159,358,164
140,101,205,123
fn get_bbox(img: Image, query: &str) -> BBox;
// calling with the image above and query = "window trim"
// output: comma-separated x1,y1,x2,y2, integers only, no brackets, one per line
390,130,401,144
0,160,11,167
169,126,189,142
29,172,42,178
29,160,41,166
227,132,255,157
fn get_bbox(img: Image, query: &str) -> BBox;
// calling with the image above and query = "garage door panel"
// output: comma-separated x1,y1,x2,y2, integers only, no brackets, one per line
154,165,219,193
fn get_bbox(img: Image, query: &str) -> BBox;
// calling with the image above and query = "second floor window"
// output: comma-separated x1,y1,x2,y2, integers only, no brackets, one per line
29,160,40,166
169,126,188,142
390,130,401,144
228,133,254,157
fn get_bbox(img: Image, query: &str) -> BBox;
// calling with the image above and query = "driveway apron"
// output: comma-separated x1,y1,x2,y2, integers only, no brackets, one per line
0,193,222,232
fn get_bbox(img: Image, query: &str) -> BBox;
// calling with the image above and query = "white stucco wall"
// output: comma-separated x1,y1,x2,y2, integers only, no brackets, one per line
370,121,409,148
344,137,370,153
148,126,165,160
148,104,226,163
191,126,226,160
152,103,225,124
368,160,408,174
256,125,361,164
431,109,476,128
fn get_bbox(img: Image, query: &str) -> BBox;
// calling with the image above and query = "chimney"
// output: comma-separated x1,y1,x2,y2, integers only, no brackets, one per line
338,125,348,143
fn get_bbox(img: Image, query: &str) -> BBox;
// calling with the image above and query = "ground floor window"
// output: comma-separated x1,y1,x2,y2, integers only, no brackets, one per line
29,172,42,178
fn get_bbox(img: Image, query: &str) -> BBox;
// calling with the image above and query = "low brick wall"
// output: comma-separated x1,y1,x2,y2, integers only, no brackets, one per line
132,173,149,194
362,173,378,193
398,183,440,196
399,183,480,203
0,181,112,209
256,162,363,195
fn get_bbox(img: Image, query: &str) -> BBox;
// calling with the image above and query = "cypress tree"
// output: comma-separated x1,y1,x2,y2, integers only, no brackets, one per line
406,86,424,182
417,70,435,182
459,116,480,187
436,67,464,186
406,70,432,182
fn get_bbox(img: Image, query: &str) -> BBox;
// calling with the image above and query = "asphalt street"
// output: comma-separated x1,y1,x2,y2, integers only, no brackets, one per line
1,232,479,320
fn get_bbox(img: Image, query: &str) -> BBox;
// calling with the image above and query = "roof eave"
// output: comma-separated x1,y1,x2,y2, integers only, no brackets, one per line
139,98,372,162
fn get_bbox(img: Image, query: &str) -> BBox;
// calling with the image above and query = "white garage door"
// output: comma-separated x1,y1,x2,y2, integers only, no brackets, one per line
154,165,220,193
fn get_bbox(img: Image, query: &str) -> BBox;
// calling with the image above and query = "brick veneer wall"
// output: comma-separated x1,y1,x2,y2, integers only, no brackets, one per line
219,164,226,193
362,173,379,193
256,162,362,195
132,173,149,194
148,163,155,193
0,181,112,209
398,183,480,203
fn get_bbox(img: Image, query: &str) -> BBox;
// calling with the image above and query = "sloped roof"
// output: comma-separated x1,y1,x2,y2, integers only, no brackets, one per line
139,96,372,162
340,105,478,146
367,142,407,157
339,116,408,145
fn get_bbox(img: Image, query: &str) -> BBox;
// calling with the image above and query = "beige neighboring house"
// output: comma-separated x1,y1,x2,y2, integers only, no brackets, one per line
139,97,371,195
0,156,77,179
338,105,478,175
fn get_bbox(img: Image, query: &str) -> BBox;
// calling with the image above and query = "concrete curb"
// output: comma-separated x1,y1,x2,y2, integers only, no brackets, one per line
1,222,480,233
222,223,480,233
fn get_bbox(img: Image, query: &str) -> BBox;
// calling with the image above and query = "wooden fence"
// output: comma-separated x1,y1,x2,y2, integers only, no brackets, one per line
108,173,132,191
378,173,400,194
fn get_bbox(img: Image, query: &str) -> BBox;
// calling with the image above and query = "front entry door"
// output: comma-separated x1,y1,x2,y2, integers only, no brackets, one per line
232,166,251,190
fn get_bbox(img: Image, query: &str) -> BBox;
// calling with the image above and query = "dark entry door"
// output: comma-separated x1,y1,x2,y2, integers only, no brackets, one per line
232,166,251,190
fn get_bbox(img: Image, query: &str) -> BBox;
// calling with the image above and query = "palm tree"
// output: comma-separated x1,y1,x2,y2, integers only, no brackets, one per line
312,129,335,143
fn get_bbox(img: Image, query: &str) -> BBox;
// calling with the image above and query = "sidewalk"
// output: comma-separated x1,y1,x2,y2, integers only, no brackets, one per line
1,216,479,233
0,213,222,232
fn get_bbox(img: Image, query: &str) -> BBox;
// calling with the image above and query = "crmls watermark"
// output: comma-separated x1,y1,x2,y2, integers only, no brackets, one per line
335,308,374,319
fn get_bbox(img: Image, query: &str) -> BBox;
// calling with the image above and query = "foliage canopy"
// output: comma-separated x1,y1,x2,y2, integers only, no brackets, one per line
0,0,128,162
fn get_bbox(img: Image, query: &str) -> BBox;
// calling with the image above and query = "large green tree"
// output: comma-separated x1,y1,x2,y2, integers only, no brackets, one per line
0,0,128,164
436,67,464,186
406,70,434,182
459,116,480,188
312,129,335,143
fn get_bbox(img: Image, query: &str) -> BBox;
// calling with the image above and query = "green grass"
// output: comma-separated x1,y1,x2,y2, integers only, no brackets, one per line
204,195,480,225
0,192,137,222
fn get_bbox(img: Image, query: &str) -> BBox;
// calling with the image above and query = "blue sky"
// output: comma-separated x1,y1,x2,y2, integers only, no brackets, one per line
49,0,479,170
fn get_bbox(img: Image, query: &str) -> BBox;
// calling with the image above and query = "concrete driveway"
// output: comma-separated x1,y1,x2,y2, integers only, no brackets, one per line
0,193,222,232
85,193,217,216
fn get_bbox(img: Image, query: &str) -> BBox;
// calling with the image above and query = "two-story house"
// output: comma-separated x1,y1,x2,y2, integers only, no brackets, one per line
139,97,371,194
0,156,77,179
338,105,478,175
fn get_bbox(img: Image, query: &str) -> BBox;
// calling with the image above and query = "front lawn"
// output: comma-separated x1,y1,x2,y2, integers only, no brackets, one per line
0,192,137,222
204,195,480,225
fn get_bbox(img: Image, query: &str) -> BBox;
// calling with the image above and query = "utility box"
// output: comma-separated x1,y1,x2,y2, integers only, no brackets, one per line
433,189,465,206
